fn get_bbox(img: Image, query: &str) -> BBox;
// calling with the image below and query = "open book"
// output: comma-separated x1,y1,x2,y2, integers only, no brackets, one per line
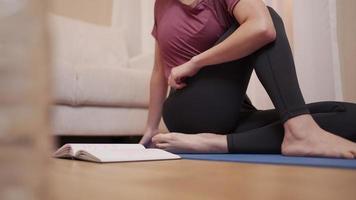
53,144,181,163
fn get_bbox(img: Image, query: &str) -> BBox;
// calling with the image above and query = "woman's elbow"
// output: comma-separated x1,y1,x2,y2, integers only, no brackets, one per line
257,23,276,44
265,25,277,42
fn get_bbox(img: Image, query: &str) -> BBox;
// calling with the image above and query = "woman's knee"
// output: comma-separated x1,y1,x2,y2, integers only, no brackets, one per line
266,6,287,38
267,6,283,26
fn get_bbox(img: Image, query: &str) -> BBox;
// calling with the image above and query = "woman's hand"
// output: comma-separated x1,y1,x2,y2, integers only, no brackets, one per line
139,128,160,148
168,59,201,90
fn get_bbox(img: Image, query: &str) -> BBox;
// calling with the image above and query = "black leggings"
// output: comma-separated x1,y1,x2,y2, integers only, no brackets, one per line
162,7,356,153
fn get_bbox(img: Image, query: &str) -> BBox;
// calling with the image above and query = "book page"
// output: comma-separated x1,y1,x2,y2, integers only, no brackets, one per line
70,144,145,155
53,144,145,158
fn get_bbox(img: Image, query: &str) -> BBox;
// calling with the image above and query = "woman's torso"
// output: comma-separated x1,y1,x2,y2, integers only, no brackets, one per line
152,0,240,78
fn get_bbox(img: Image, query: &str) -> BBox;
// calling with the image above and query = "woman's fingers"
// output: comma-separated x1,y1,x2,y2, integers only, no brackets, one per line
168,74,179,89
152,133,170,143
155,143,170,150
168,74,187,89
139,133,153,147
175,82,187,89
152,133,175,148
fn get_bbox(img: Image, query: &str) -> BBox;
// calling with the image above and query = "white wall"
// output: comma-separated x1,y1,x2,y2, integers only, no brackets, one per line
337,0,356,102
112,0,144,57
141,0,155,54
293,0,342,103
49,0,113,26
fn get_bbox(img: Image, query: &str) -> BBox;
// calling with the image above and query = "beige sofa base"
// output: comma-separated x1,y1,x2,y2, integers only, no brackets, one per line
52,105,167,136
53,105,167,136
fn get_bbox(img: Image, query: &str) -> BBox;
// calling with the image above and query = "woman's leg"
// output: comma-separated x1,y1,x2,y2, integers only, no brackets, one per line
251,7,356,158
252,7,309,121
228,102,356,154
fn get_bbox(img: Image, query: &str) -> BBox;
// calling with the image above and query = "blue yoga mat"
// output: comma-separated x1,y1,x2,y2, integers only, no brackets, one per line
179,154,356,169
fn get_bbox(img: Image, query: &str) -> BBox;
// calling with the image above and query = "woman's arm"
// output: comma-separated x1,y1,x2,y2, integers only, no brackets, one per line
139,43,168,146
192,0,276,67
168,0,276,89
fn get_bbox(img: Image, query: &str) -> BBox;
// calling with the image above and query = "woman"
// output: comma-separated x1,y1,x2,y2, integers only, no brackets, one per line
139,0,356,158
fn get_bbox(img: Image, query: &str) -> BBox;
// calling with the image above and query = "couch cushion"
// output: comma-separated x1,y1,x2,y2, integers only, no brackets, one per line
54,65,151,107
128,53,154,71
50,14,152,107
49,14,129,69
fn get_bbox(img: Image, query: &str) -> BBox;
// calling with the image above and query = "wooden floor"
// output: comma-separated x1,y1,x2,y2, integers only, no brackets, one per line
50,159,356,200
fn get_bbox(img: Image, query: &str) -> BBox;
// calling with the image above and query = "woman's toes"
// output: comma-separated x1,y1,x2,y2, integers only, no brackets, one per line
351,150,356,159
340,151,355,159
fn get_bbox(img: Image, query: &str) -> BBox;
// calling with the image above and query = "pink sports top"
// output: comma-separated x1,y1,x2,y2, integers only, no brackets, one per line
152,0,240,78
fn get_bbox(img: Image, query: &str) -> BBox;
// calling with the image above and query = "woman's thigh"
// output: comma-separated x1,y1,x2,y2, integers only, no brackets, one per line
162,59,253,134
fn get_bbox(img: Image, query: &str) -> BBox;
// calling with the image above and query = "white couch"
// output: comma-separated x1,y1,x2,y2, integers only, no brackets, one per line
49,14,167,136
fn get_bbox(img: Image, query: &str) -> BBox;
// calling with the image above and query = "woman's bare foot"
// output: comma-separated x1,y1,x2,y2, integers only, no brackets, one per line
282,115,356,159
151,132,228,153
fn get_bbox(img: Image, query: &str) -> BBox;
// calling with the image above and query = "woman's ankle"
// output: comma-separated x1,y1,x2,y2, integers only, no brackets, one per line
283,114,318,139
199,133,228,153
